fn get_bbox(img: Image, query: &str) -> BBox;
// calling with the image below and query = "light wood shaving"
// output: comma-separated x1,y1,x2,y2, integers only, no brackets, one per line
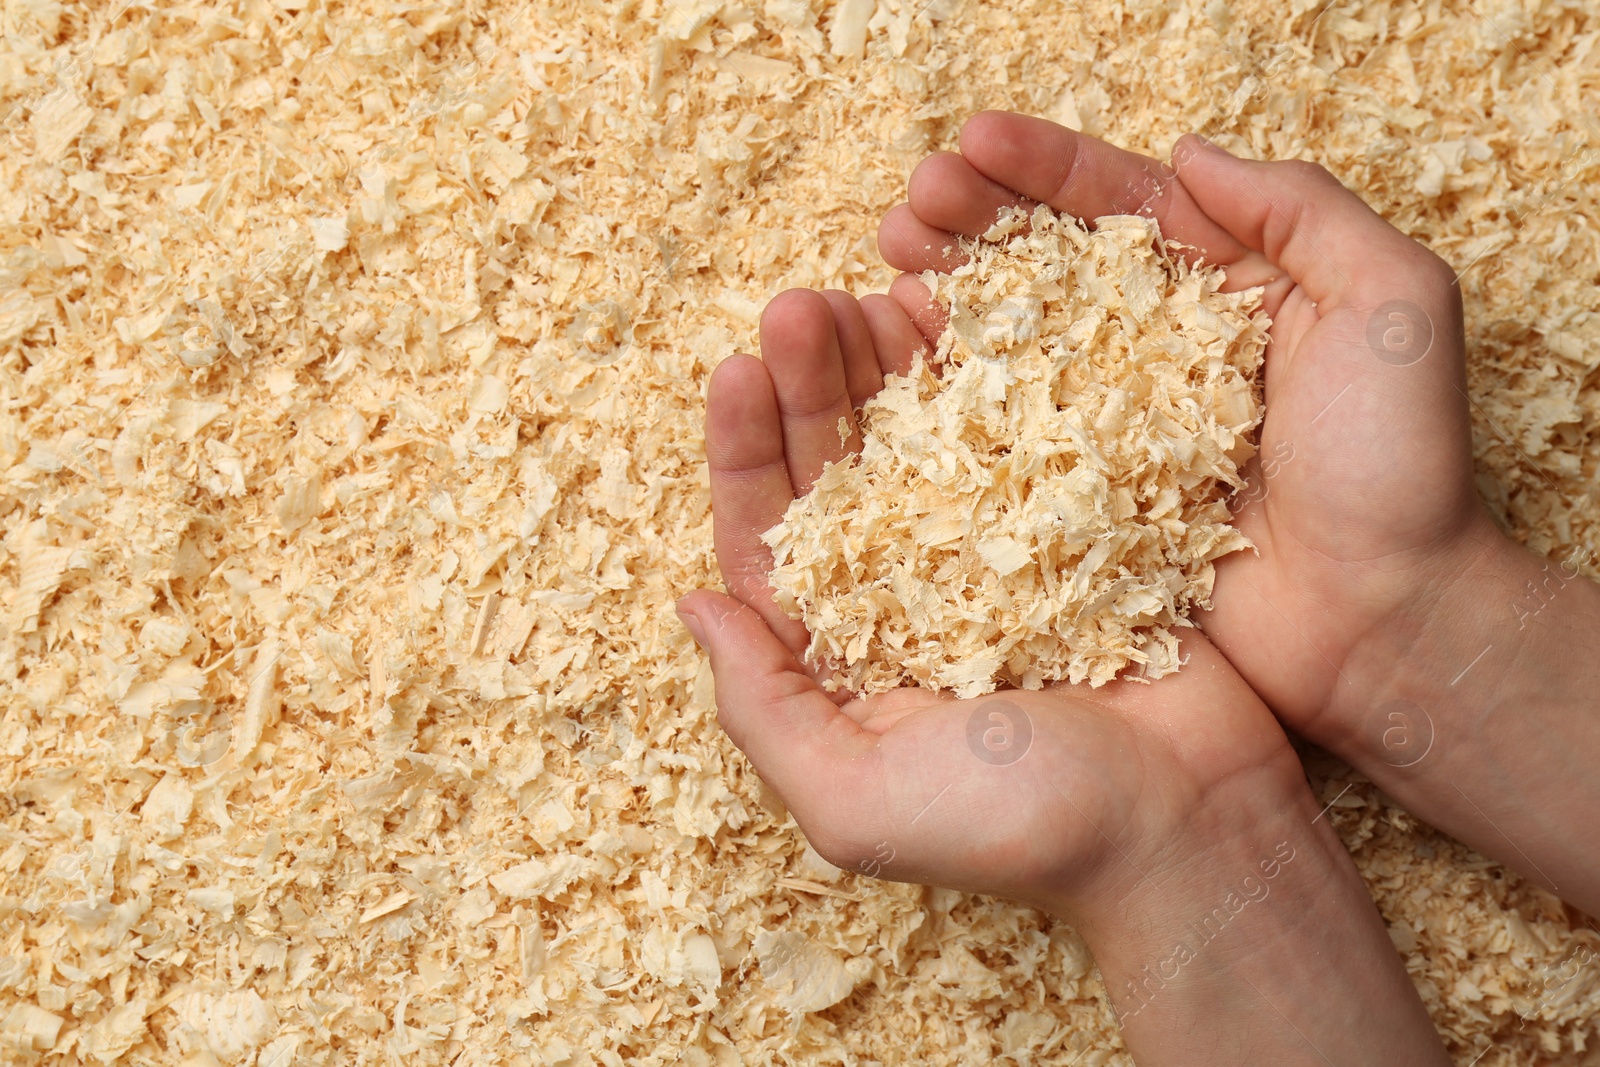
765,207,1264,696
2,1,1598,1065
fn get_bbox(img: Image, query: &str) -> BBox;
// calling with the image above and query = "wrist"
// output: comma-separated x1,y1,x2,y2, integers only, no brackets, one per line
1332,510,1595,769
1332,512,1600,914
1064,766,1449,1063
1068,766,1318,971
1324,511,1515,764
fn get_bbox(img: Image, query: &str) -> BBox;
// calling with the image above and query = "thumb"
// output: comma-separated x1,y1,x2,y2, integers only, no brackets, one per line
1172,134,1460,314
676,590,873,806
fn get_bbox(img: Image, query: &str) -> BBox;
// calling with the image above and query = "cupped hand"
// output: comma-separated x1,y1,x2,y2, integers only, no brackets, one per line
876,111,1495,743
676,288,1305,923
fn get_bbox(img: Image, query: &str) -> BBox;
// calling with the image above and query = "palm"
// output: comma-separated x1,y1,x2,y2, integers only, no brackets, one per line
787,685,1137,908
873,112,1486,737
807,657,1281,908
674,113,1464,1063
680,282,1298,913
1212,292,1481,728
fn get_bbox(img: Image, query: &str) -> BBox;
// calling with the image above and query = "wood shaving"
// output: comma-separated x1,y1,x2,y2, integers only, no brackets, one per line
765,207,1265,696
752,929,870,1013
2,1,1598,1065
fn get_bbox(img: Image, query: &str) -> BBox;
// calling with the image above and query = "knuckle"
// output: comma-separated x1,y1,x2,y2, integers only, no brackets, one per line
724,570,769,608
1415,247,1460,290
1278,157,1337,187
754,669,820,714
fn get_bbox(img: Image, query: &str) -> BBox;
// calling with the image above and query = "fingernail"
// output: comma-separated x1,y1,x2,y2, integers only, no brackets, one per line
677,609,708,649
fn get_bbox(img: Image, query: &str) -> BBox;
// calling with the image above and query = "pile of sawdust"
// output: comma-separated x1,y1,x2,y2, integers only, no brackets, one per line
3,1,1599,1065
765,206,1265,696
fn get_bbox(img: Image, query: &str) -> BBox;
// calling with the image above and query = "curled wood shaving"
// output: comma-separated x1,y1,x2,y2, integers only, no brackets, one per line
764,206,1267,696
3,0,1598,1061
752,929,868,1014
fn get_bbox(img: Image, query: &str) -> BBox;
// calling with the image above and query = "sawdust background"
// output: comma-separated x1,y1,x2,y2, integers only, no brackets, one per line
2,0,1598,1064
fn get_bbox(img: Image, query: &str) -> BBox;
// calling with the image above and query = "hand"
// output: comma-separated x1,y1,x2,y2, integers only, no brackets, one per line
876,111,1484,737
677,289,1449,1064
677,287,1295,916
877,111,1600,917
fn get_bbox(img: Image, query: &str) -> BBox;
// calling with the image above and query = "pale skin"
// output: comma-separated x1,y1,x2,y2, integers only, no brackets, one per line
680,111,1600,1062
874,112,1600,919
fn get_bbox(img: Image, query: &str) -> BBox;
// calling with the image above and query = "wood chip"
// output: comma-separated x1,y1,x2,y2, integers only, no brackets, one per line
765,207,1265,696
3,1,1596,1062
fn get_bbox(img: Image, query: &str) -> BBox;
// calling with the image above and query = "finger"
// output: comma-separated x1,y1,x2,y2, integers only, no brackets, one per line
706,354,813,656
818,290,884,408
677,590,876,801
860,293,932,377
877,203,968,273
888,272,947,350
1171,134,1459,312
760,289,863,495
906,149,1031,239
841,685,958,735
955,111,1252,269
